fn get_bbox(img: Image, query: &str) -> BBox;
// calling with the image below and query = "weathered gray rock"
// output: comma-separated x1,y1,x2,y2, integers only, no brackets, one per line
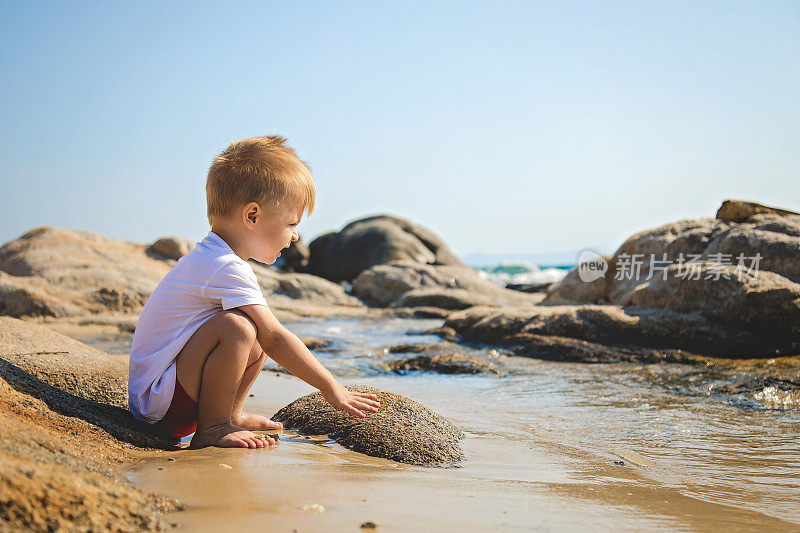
716,199,800,223
393,288,498,310
272,385,464,466
352,260,546,308
386,343,451,354
147,235,195,260
306,215,465,282
618,263,800,338
387,353,501,375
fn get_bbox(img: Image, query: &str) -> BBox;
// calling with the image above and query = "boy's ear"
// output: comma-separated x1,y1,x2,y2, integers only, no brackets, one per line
243,202,259,227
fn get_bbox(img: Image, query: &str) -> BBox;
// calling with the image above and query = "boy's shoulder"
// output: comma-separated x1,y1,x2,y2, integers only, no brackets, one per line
169,232,255,283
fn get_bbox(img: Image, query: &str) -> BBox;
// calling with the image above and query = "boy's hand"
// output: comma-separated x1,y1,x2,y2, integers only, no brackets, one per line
321,384,381,418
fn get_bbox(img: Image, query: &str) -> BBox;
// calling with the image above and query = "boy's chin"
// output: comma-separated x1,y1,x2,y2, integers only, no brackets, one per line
250,255,278,265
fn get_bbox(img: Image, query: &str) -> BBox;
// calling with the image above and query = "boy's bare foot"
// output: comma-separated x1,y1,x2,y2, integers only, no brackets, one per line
232,412,284,431
189,422,274,449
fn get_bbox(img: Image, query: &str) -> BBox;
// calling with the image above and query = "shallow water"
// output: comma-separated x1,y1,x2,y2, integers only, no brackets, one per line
120,317,800,530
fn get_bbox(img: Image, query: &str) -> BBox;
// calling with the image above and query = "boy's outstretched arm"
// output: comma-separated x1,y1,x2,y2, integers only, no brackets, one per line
238,304,380,417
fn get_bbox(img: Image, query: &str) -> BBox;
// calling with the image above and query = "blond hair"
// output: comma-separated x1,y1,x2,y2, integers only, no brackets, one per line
206,135,316,224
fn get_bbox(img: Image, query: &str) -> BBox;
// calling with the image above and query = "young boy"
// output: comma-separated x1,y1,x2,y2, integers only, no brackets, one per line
128,136,380,449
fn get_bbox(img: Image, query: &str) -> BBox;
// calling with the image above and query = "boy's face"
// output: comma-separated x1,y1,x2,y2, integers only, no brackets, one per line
250,205,302,264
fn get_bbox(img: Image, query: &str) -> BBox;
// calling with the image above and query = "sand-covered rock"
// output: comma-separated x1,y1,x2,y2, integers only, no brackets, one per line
0,375,179,531
306,215,465,282
0,318,173,447
352,260,546,308
0,317,178,530
272,385,464,466
387,353,501,375
0,317,129,407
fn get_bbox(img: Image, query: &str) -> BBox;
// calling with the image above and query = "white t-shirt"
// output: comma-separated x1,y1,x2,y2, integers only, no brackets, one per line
128,231,268,423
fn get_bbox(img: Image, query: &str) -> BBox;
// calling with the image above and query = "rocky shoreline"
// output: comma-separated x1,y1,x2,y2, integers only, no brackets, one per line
1,200,799,529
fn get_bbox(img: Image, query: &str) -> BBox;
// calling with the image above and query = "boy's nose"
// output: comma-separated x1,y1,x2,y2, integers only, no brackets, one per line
291,230,299,242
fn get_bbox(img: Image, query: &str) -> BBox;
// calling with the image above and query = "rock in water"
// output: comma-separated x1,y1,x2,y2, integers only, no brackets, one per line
272,385,464,467
387,353,501,375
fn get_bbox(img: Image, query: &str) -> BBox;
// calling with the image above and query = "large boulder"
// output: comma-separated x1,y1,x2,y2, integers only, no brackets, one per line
306,215,465,282
352,260,546,308
0,227,172,317
272,385,464,466
545,205,800,336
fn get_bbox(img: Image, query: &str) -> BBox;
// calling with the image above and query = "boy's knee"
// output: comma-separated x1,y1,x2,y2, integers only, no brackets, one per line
216,310,257,344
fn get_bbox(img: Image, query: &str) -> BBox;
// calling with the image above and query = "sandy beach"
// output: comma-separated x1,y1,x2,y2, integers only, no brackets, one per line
125,369,798,531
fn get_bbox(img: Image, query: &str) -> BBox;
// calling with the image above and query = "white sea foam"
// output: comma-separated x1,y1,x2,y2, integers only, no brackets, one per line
475,263,569,287
753,386,800,407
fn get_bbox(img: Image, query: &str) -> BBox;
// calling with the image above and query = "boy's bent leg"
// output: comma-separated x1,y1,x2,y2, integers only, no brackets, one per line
174,310,271,449
230,345,283,431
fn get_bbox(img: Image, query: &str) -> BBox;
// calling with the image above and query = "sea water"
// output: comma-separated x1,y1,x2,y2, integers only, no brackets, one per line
474,262,570,286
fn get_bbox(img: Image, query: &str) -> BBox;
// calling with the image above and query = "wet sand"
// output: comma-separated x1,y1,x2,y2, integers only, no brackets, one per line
124,372,797,531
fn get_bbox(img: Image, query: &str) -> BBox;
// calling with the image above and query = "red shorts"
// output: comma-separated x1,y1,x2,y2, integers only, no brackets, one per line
155,379,198,439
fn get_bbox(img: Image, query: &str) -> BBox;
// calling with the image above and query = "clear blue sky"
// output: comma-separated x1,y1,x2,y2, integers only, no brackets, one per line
1,1,798,259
